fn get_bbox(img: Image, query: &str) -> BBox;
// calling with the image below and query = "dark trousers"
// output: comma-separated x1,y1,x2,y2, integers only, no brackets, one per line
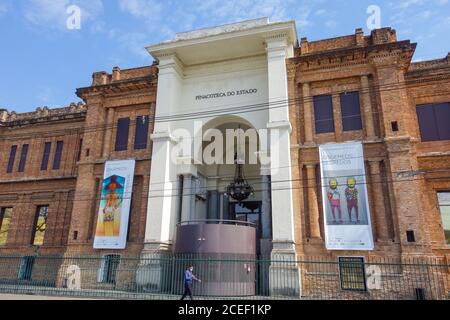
181,282,193,300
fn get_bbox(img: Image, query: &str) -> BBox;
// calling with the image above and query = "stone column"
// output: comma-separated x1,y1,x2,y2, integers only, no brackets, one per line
181,174,193,222
266,34,300,297
260,171,272,294
306,164,321,239
368,160,390,242
261,174,272,241
302,83,314,144
137,54,183,292
207,190,220,220
360,75,376,140
143,54,183,252
266,39,296,251
102,107,115,158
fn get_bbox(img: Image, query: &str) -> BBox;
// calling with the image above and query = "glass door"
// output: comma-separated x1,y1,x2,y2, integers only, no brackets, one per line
229,201,262,239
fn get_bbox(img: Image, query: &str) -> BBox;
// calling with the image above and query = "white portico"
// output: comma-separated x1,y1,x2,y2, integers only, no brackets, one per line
142,18,299,278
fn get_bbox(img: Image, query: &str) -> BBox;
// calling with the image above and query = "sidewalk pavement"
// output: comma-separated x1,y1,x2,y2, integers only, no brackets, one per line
0,293,103,300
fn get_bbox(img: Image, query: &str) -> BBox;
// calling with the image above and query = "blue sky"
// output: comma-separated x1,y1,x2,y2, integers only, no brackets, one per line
0,0,449,112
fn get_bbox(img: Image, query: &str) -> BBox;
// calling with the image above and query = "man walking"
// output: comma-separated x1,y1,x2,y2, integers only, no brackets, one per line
181,265,201,300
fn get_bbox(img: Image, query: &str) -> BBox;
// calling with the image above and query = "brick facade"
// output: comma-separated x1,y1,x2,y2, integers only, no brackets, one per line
288,28,450,262
0,27,449,266
0,65,158,259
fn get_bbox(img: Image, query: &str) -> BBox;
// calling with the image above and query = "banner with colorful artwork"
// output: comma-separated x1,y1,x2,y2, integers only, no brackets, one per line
319,142,374,250
94,160,135,249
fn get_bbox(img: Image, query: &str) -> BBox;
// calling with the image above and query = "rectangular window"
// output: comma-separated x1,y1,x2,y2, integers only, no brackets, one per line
18,256,35,281
434,103,450,140
115,118,130,151
18,144,29,173
0,208,13,246
438,192,450,245
313,95,335,134
52,141,64,170
32,206,49,246
340,91,363,131
41,142,52,171
417,103,450,142
407,230,416,243
6,145,17,173
98,255,120,284
134,115,149,150
338,257,367,291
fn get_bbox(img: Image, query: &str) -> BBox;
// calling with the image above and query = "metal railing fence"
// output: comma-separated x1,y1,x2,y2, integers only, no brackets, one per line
0,254,448,300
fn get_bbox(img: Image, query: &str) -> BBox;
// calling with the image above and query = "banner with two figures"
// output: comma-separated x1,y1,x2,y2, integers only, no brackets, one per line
94,160,136,249
319,142,374,250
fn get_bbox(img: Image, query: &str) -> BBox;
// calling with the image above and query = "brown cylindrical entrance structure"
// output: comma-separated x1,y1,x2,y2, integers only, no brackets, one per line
173,220,257,297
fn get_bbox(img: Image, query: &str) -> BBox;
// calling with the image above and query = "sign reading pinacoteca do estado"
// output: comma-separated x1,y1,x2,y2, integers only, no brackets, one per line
196,88,258,101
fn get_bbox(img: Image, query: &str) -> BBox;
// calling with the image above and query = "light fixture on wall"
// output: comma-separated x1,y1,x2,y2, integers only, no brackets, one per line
225,126,254,203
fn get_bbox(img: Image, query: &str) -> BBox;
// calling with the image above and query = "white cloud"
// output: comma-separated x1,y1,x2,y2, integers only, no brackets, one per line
113,30,152,59
114,0,313,60
394,0,426,9
0,1,9,16
118,0,311,39
390,0,449,8
118,0,162,19
315,9,327,16
24,0,103,30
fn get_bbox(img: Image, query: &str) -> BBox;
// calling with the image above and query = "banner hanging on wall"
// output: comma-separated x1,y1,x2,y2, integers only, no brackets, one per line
319,142,374,251
94,160,136,250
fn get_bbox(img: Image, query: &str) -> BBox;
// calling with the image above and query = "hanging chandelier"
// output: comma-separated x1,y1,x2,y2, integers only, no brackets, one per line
225,127,254,203
225,159,254,203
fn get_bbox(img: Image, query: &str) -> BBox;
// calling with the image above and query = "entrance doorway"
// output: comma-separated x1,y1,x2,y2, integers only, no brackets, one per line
229,201,262,255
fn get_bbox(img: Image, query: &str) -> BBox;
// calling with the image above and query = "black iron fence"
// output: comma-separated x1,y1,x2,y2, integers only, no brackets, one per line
0,254,448,300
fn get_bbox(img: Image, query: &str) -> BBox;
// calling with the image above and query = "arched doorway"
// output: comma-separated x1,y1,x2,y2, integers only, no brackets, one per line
173,116,272,296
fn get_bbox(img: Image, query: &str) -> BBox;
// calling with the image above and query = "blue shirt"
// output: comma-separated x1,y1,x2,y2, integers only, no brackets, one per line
184,270,193,283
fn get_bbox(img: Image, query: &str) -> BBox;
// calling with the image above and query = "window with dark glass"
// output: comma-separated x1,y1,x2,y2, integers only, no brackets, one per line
313,95,335,134
338,257,367,291
18,144,29,173
134,115,149,150
52,141,64,170
32,205,49,246
416,103,450,142
0,208,13,246
340,91,363,131
98,254,120,284
229,201,262,239
115,118,130,151
41,142,52,171
438,192,450,245
6,145,17,173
